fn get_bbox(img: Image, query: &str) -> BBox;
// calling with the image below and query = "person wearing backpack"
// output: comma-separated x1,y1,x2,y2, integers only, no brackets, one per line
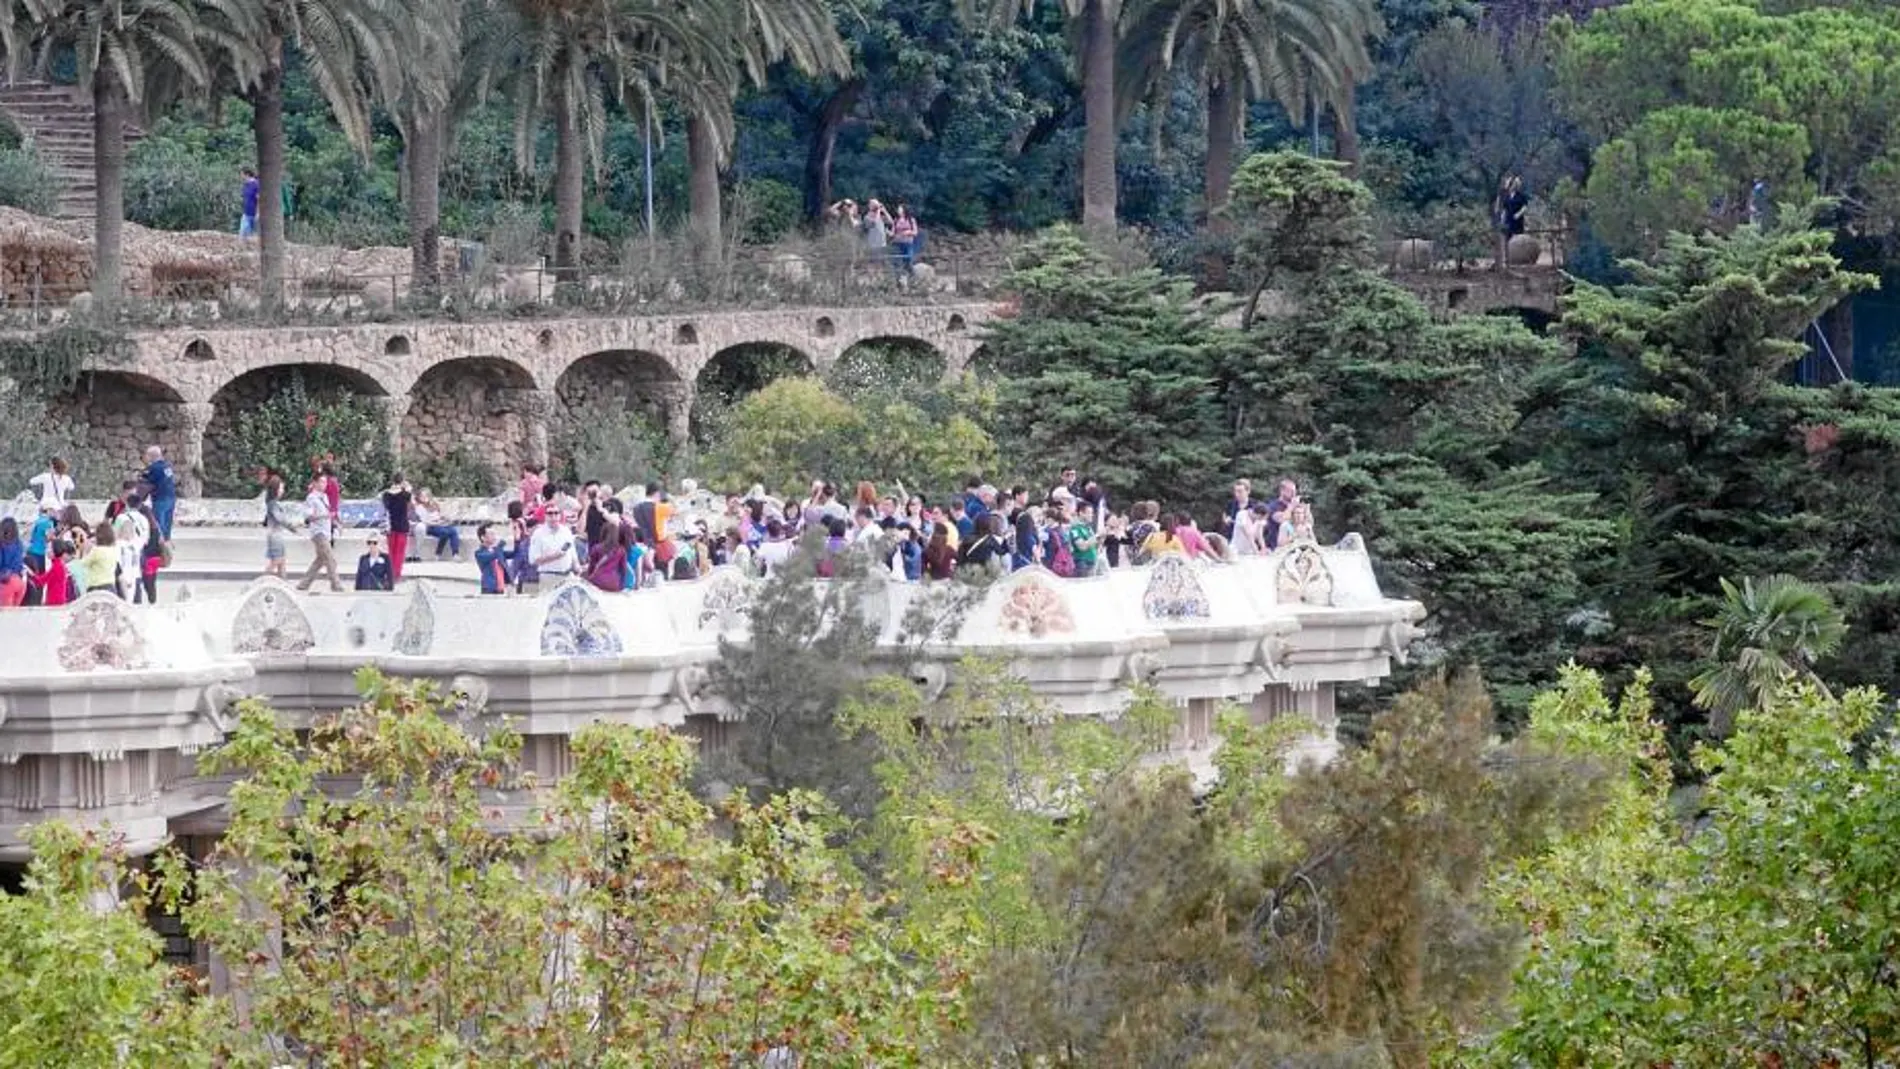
1042,504,1076,577
1126,501,1162,566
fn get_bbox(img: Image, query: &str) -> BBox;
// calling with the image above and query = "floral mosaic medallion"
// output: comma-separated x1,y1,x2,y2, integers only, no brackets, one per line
393,584,435,656
1142,555,1211,620
697,571,754,632
540,581,625,658
998,579,1075,639
58,595,150,672
231,583,316,655
1276,542,1335,606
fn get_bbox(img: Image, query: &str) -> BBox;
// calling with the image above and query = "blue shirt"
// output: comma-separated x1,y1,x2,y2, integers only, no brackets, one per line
0,540,22,577
242,176,260,215
27,515,53,557
475,545,507,594
143,459,176,504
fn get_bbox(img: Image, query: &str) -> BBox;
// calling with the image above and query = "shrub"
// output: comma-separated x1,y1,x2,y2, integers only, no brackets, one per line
404,444,501,498
0,148,56,215
125,137,238,232
734,178,802,245
214,377,394,496
554,410,674,489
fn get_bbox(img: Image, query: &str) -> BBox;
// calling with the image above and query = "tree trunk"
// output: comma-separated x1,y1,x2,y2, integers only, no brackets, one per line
687,111,722,251
1333,82,1361,173
552,89,583,285
91,76,124,318
1204,77,1241,222
252,43,287,313
803,78,863,221
406,107,444,298
1079,0,1119,230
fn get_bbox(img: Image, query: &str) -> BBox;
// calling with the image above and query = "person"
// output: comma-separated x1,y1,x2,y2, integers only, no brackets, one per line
1264,479,1300,550
587,522,628,593
1176,514,1213,560
1224,479,1252,538
296,477,343,593
134,497,164,604
1233,501,1269,556
519,464,547,514
756,519,793,577
262,470,292,578
0,518,24,608
1283,501,1318,545
862,199,891,257
891,203,920,275
851,505,880,546
1141,514,1187,560
142,446,177,539
923,524,956,580
354,534,394,591
1012,506,1040,570
75,523,120,596
958,513,1008,571
530,510,579,582
28,457,73,512
1494,175,1529,267
381,476,414,582
1127,501,1161,565
318,461,342,529
28,538,74,607
473,524,508,595
112,493,151,601
1066,504,1099,575
889,523,923,581
239,166,260,239
1100,513,1131,569
416,488,462,560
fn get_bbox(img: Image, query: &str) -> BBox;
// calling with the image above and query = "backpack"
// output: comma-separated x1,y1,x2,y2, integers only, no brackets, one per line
1129,521,1159,566
1047,526,1075,577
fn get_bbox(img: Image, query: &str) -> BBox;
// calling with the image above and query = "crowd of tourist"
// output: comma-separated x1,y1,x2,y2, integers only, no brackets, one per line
1,448,176,608
5,449,1320,606
463,466,1317,597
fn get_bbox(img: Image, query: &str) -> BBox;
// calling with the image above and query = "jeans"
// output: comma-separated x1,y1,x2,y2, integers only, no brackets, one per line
239,213,257,238
427,524,461,557
153,497,175,540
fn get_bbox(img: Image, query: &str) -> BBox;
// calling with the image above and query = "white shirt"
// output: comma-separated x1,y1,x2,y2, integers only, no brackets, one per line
115,508,149,577
851,522,881,545
28,470,73,510
756,539,793,576
303,490,333,540
530,524,577,575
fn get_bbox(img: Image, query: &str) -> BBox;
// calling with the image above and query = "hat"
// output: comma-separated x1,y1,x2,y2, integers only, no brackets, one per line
1049,486,1074,503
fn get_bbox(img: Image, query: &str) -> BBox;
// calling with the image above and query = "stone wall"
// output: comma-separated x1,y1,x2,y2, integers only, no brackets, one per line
203,365,381,491
40,373,190,489
403,359,537,480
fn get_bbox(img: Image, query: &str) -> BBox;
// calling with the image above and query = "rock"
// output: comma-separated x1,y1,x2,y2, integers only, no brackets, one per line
1393,238,1435,270
1506,233,1542,267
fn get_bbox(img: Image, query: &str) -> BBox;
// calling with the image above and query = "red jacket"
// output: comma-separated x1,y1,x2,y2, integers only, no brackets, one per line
29,557,70,606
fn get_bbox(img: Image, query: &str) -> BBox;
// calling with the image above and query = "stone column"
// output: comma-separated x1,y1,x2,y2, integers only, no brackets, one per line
522,388,556,469
374,394,413,461
663,385,693,449
178,401,214,498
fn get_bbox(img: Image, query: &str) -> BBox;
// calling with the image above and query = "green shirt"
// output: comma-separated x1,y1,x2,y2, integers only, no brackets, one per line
1067,520,1099,568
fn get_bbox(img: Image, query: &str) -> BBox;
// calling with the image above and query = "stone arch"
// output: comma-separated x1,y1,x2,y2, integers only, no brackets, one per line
42,370,189,489
203,364,388,497
693,341,815,443
183,337,215,361
555,349,692,476
1485,305,1558,334
403,357,538,493
814,315,836,338
674,322,699,346
828,335,949,394
384,334,412,356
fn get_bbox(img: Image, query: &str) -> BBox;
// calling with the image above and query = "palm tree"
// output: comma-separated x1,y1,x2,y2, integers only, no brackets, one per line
212,0,402,309
968,0,1123,230
683,0,847,249
485,0,734,282
17,0,243,315
1689,575,1846,733
378,0,474,295
1117,0,1380,219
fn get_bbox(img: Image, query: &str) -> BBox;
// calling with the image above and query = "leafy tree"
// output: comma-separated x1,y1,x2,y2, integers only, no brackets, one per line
969,0,1123,228
166,670,956,1065
1554,0,1900,248
1117,0,1382,217
1688,573,1846,732
981,226,1238,504
215,375,395,495
1228,149,1374,324
0,825,209,1069
17,0,232,315
1395,16,1571,205
1488,674,1900,1066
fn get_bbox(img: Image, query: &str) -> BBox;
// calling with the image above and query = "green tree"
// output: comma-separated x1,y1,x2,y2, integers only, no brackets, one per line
1688,573,1846,732
1555,0,1900,248
1487,674,1900,1066
168,669,956,1065
683,0,848,249
0,826,209,1069
17,0,232,315
969,0,1123,228
1117,0,1382,216
981,226,1238,504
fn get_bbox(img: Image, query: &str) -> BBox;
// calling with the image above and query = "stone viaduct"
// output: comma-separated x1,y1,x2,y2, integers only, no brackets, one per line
62,301,998,495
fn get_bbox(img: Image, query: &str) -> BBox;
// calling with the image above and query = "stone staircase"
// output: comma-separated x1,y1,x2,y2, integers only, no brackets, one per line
0,79,143,220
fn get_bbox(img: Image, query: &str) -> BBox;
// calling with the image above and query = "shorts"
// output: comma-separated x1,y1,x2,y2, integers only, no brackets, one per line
266,530,286,560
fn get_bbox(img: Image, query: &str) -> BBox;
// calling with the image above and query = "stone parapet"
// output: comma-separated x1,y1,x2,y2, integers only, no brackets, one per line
0,541,1423,858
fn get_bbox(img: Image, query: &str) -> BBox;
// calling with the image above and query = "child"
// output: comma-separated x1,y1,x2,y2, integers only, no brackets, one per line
474,524,508,595
76,524,121,596
354,534,394,591
28,539,75,606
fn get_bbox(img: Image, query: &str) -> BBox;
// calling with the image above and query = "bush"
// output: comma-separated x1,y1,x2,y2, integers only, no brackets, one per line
0,148,56,215
554,410,673,489
214,377,394,496
125,136,240,232
404,444,501,498
734,178,802,245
